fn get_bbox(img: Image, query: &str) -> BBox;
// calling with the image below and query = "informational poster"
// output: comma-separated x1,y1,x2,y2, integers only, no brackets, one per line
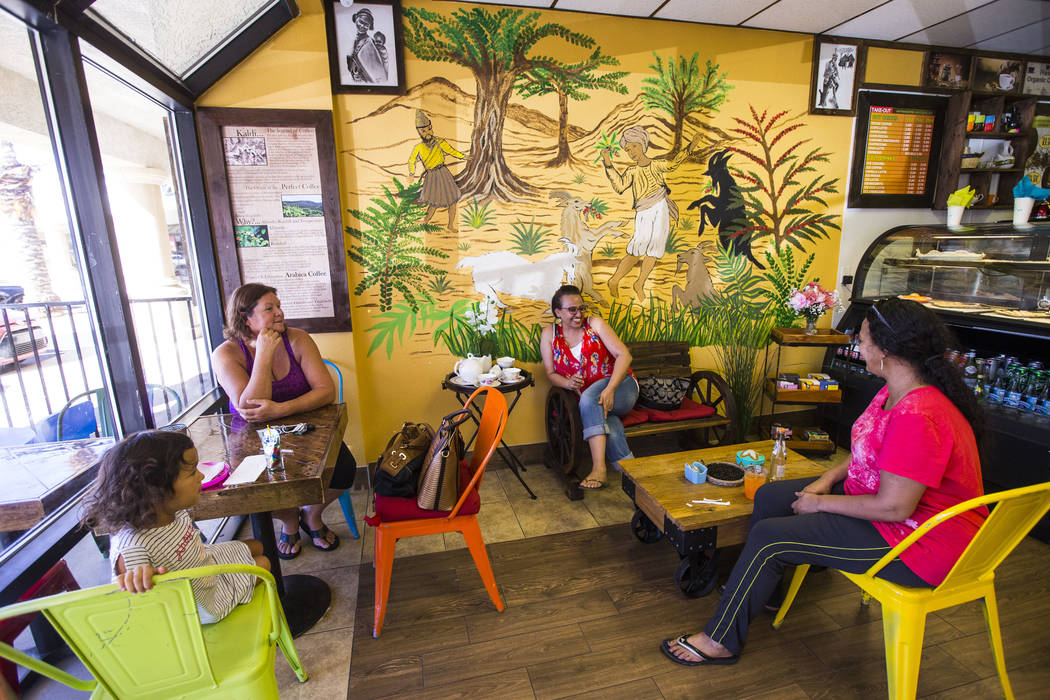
860,106,935,196
1024,62,1050,96
223,125,334,319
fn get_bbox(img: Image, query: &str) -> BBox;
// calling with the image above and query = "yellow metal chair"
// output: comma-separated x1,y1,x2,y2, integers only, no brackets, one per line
772,482,1050,700
0,564,306,698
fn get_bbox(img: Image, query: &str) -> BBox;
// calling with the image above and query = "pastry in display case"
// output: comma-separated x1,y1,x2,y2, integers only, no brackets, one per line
825,222,1050,541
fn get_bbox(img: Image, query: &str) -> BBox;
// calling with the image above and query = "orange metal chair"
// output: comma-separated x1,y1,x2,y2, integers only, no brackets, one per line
370,386,508,637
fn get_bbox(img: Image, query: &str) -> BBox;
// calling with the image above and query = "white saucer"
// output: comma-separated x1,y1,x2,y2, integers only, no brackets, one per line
449,375,501,388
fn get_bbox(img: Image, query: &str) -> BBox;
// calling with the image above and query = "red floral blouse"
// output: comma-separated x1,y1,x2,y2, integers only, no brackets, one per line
551,319,632,392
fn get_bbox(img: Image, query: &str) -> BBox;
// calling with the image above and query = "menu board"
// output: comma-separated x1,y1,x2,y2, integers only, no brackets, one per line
860,106,935,195
848,92,946,209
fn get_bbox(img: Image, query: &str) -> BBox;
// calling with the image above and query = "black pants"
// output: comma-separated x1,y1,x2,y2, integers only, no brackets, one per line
328,443,357,490
702,477,929,654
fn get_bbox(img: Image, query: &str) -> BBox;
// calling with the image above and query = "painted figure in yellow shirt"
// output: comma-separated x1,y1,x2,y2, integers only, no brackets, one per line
601,125,694,303
409,110,466,232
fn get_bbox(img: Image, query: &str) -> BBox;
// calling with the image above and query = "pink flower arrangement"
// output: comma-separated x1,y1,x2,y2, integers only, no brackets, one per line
787,282,839,321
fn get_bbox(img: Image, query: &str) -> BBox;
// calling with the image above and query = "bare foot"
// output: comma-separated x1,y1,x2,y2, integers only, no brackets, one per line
608,280,620,299
666,633,734,663
633,282,647,304
580,469,606,489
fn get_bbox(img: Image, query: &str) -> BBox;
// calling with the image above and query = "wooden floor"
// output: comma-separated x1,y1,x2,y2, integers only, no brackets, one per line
349,523,1050,699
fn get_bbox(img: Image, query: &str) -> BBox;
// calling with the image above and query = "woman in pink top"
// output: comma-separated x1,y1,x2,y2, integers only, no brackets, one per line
662,298,986,667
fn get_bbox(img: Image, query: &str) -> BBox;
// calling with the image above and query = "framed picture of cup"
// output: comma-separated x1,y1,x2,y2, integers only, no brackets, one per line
973,56,1023,94
323,0,406,95
921,52,972,90
1023,61,1050,96
809,36,865,116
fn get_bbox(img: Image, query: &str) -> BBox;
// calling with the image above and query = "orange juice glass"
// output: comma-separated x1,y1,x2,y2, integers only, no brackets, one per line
744,471,766,499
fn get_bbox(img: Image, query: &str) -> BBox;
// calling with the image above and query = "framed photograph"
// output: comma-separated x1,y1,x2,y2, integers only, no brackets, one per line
324,0,405,95
1024,61,1050,96
196,107,351,333
973,56,1023,94
809,37,865,116
921,51,972,90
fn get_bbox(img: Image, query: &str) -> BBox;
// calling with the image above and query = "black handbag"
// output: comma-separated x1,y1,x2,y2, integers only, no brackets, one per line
373,422,434,498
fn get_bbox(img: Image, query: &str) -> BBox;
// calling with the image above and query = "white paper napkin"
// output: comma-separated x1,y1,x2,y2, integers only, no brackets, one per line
225,454,268,486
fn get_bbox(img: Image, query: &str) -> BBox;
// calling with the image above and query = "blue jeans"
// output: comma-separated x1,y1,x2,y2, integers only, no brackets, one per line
579,375,639,463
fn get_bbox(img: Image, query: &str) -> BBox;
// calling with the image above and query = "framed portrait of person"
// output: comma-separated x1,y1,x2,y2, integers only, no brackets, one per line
809,36,865,116
324,0,406,95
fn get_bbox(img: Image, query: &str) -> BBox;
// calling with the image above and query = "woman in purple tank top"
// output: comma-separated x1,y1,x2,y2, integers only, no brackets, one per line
213,284,356,559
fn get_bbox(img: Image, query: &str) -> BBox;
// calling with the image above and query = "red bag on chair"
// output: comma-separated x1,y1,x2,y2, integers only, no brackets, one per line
417,409,470,511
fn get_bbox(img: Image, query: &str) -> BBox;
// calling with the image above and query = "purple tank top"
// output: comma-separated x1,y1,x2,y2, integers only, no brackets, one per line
229,332,311,417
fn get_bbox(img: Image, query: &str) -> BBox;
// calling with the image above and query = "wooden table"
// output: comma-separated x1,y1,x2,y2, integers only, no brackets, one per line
0,437,114,534
620,439,830,597
188,403,347,637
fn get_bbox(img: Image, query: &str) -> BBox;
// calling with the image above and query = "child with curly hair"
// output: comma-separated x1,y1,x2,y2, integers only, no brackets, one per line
82,430,269,623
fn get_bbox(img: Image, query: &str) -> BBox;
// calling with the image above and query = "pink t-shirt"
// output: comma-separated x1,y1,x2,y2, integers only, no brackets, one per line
845,385,986,585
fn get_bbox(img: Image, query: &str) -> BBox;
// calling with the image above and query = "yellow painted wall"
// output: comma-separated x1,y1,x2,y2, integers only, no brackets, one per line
199,0,853,461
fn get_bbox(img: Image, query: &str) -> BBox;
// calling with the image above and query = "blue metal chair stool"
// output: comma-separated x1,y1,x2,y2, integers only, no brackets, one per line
324,359,359,539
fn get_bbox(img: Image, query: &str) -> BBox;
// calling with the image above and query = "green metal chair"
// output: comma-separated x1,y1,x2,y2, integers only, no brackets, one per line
0,564,306,698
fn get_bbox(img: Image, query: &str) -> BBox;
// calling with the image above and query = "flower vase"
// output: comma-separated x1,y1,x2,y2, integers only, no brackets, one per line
804,317,818,335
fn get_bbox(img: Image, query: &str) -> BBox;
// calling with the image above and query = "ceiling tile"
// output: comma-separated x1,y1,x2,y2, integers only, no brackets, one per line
743,0,887,34
901,0,1050,45
448,0,552,6
654,0,772,25
554,0,665,17
970,16,1050,52
828,0,996,41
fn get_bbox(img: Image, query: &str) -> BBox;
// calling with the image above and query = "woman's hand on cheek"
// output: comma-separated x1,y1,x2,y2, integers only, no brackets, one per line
240,398,281,422
791,492,822,515
256,329,282,356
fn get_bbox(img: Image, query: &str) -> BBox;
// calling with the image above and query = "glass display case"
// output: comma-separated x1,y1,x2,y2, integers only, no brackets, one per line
854,222,1050,320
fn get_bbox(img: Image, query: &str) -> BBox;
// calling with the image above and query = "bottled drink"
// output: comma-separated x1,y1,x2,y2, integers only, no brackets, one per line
770,427,789,481
1022,370,1047,412
1036,381,1050,418
973,367,986,403
962,352,978,390
1004,366,1029,411
988,364,1010,406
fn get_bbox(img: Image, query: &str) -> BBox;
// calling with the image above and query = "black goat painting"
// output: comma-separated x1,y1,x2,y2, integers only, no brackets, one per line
687,150,763,269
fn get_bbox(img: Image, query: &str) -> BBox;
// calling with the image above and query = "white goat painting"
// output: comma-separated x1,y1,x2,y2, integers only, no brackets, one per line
456,238,579,308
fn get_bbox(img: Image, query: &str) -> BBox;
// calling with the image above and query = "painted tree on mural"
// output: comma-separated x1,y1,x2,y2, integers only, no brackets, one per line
641,54,732,157
726,107,841,252
402,6,608,200
345,179,447,312
515,48,628,167
0,141,57,302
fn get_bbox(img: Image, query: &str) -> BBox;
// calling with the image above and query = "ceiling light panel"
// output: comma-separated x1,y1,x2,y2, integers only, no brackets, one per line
744,0,887,34
453,0,552,6
828,0,997,41
901,0,1050,46
970,16,1050,53
554,0,665,16
654,0,773,25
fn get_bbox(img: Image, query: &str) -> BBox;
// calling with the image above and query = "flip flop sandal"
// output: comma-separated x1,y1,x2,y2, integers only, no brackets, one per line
579,478,606,490
277,530,301,560
299,515,340,552
660,636,739,667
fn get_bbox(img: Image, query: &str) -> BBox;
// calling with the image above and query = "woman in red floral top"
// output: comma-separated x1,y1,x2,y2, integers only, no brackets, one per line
662,298,985,667
540,285,637,489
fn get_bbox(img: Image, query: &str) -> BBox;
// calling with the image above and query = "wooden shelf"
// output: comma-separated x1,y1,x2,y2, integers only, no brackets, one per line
765,379,842,404
770,327,850,346
960,168,1022,173
965,131,1026,139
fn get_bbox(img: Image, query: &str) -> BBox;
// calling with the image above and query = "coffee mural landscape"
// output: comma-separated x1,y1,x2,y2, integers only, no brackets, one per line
342,5,841,392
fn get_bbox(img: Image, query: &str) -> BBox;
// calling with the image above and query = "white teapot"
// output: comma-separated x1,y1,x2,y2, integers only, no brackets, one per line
454,354,492,384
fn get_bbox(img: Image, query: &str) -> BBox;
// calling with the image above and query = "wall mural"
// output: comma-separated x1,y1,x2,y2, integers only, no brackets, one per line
342,6,841,371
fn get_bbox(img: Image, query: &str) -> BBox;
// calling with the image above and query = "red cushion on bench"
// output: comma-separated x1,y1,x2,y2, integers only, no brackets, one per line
372,459,480,522
644,397,716,422
621,406,650,427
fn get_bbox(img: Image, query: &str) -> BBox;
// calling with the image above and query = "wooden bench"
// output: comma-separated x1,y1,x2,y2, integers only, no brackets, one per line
544,341,738,500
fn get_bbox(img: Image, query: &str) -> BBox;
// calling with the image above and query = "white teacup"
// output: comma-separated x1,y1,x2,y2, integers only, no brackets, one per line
497,356,515,369
502,367,522,382
999,73,1016,90
478,372,500,386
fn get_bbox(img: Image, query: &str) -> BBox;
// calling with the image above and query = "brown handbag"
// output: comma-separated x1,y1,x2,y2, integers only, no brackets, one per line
417,409,470,511
373,422,434,499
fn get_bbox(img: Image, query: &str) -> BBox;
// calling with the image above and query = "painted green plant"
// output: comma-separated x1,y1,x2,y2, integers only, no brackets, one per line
598,243,617,258
585,197,610,221
664,228,690,254
427,271,454,296
436,301,543,362
509,217,551,255
678,215,695,231
761,246,816,328
345,178,447,312
458,241,471,251
642,54,732,156
593,130,620,164
461,198,494,229
572,172,586,185
727,106,841,253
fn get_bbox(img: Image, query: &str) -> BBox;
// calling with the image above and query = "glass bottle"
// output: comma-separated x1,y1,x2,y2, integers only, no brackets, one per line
1036,381,1050,420
962,351,978,390
770,427,789,481
1022,370,1047,413
988,363,1010,407
1004,366,1028,411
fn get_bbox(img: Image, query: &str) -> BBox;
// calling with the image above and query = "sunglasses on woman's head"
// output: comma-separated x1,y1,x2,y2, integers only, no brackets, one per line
871,302,895,333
